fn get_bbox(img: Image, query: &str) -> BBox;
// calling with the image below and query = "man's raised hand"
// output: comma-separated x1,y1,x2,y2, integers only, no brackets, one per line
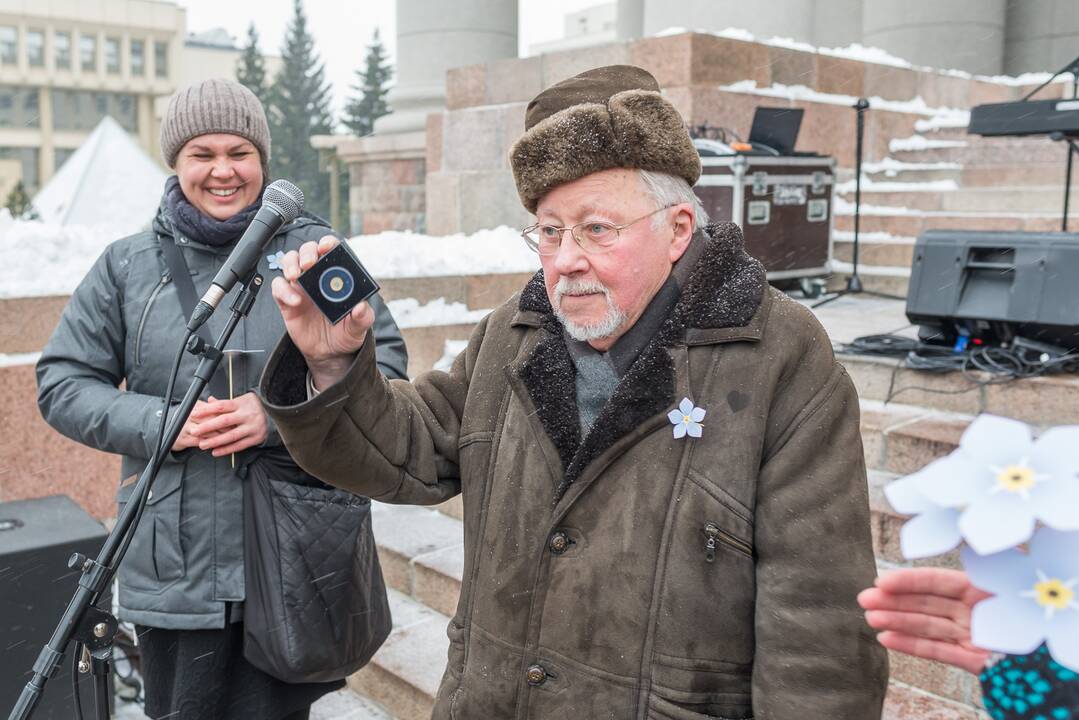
270,236,375,390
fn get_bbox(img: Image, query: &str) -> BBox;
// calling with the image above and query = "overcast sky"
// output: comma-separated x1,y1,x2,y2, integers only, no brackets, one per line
177,0,603,118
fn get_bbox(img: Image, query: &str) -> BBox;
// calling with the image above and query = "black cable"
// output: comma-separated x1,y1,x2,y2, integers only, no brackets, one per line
839,332,1079,403
71,642,83,720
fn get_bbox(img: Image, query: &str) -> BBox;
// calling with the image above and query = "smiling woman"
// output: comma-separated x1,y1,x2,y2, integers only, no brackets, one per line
175,134,263,220
34,77,408,720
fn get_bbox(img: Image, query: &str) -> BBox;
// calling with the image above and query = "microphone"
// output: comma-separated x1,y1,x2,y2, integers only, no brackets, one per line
187,179,304,332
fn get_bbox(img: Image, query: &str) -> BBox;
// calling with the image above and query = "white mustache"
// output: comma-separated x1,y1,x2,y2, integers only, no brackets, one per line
553,278,611,306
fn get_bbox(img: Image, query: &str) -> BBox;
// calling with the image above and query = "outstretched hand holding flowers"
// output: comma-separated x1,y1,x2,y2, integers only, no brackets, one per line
859,414,1079,719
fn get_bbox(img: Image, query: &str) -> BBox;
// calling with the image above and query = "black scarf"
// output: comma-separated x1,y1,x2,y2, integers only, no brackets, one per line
164,175,263,247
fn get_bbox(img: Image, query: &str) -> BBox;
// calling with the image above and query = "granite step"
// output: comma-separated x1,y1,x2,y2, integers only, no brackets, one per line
883,681,987,720
349,589,450,720
832,233,915,268
833,210,1074,237
864,163,1071,188
890,136,1066,165
840,186,1069,214
859,398,969,476
840,352,1079,426
826,262,911,297
371,502,465,618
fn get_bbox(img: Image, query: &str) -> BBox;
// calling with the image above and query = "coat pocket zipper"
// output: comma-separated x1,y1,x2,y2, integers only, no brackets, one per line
703,522,753,562
135,272,171,365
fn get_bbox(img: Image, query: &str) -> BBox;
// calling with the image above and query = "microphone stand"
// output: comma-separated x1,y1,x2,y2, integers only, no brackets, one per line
7,272,265,720
814,97,906,307
1018,53,1079,232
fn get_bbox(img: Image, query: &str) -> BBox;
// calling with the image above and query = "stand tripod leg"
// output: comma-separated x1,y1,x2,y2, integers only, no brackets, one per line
90,655,111,720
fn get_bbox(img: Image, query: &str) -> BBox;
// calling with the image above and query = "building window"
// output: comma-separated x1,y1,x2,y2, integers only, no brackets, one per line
26,30,44,67
80,34,96,72
51,89,137,132
55,31,71,69
54,147,75,172
154,40,167,78
0,26,16,65
105,37,120,74
130,39,144,76
54,147,75,171
0,86,40,128
0,147,40,193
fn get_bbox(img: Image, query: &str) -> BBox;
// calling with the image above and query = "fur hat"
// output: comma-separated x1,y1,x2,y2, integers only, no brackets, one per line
509,65,701,214
160,78,271,178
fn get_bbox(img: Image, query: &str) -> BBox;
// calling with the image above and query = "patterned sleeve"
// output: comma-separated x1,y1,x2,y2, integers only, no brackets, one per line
979,646,1079,719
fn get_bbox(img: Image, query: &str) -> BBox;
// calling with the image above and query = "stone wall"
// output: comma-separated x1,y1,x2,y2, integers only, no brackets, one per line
426,31,1041,235
334,131,428,236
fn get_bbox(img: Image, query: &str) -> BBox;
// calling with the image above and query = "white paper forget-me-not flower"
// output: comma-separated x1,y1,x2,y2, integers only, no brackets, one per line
267,250,286,271
888,415,1079,556
963,528,1079,672
668,398,705,439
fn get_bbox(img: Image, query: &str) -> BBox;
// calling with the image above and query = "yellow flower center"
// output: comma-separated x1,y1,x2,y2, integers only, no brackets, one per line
1033,578,1074,610
683,415,691,423
996,465,1037,493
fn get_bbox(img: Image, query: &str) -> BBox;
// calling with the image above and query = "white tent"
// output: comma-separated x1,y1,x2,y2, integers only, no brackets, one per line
32,116,166,235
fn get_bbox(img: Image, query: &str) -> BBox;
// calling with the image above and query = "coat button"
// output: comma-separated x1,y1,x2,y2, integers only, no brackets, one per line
525,664,547,686
548,531,570,555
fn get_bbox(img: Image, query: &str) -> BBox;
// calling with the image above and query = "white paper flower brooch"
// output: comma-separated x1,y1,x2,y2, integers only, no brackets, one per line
885,414,1079,671
267,250,286,271
669,398,705,439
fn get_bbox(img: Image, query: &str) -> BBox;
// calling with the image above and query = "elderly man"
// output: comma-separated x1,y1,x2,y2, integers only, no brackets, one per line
260,65,887,719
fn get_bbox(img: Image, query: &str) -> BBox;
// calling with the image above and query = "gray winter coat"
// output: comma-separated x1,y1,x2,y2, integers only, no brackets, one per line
36,200,407,629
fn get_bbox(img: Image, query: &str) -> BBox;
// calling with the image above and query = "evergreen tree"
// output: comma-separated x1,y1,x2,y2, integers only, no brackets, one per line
5,180,32,218
342,28,393,137
236,23,269,108
268,0,335,218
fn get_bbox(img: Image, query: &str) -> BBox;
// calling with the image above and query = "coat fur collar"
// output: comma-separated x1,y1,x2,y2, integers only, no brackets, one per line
514,221,767,499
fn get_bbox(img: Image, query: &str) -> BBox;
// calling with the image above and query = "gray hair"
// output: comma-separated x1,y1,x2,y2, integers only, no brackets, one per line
638,169,709,231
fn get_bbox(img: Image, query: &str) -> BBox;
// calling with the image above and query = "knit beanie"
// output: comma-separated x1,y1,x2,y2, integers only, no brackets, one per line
509,65,701,214
160,78,271,177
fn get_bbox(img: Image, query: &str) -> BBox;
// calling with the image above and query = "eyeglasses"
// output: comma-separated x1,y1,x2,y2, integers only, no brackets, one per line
521,205,674,256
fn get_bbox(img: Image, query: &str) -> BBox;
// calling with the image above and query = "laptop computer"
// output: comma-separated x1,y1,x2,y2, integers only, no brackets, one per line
747,107,804,156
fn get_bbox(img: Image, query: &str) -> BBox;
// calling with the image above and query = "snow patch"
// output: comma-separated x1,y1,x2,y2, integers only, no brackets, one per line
0,217,118,298
830,259,911,277
914,108,971,133
1,222,539,300
652,26,1073,87
387,298,490,329
433,339,469,372
717,81,962,117
350,227,540,279
861,157,962,175
0,351,41,367
832,230,915,244
834,177,959,194
889,135,968,152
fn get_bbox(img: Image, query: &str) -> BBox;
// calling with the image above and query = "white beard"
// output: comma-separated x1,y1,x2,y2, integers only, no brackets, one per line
552,277,627,342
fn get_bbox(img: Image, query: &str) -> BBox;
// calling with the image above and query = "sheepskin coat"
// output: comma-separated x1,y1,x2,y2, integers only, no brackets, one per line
260,223,888,719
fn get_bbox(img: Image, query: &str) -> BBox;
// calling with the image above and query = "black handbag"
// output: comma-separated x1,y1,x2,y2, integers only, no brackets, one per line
241,448,392,683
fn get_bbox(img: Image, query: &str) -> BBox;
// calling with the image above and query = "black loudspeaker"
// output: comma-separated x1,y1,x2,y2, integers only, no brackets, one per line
0,495,109,719
906,230,1079,350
